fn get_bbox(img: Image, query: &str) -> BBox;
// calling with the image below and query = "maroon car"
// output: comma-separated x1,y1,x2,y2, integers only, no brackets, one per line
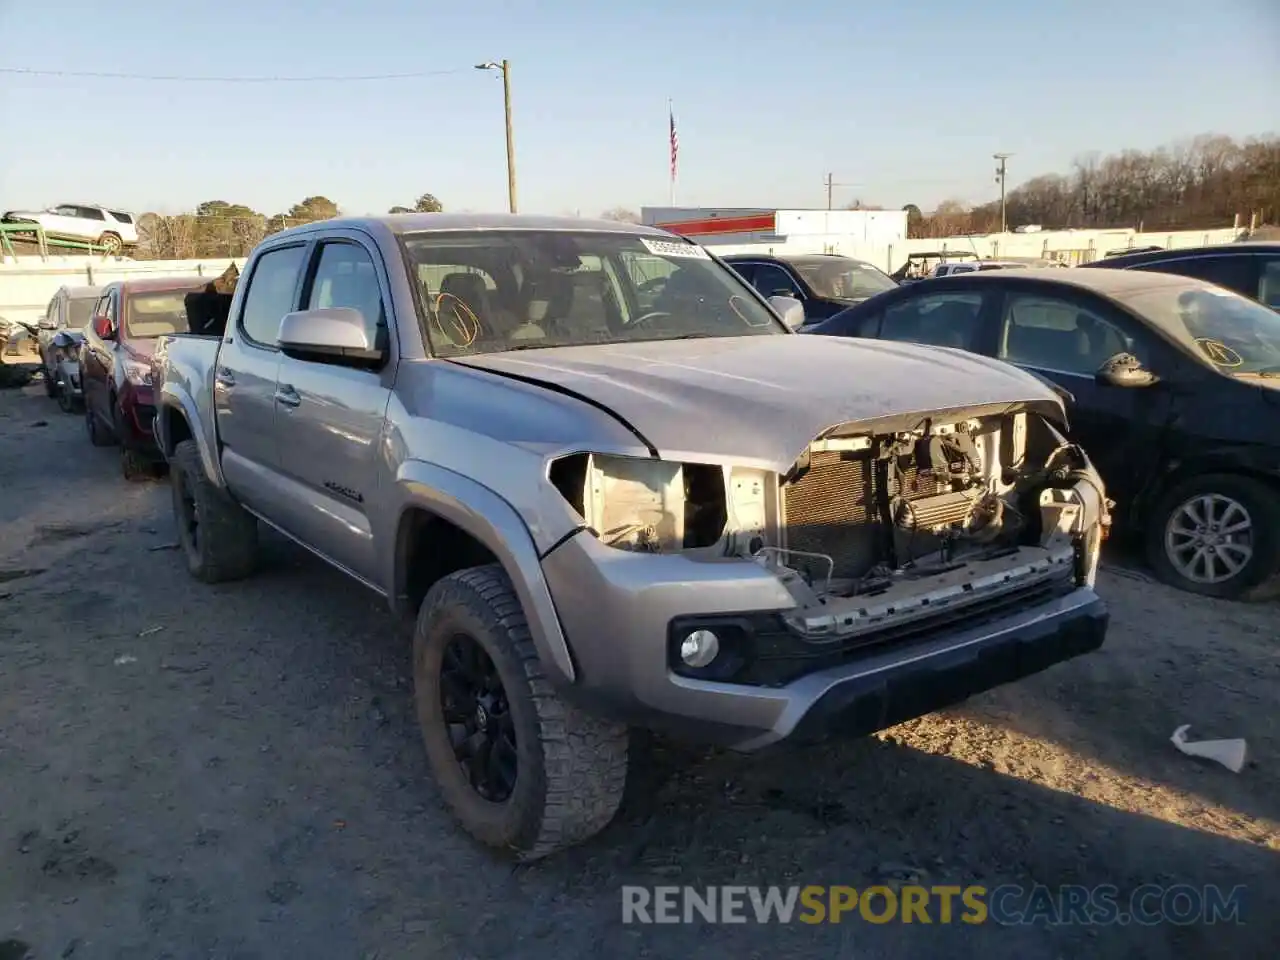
81,276,208,479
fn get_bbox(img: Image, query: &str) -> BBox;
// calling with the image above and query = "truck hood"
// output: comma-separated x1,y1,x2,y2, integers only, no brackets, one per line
447,335,1064,471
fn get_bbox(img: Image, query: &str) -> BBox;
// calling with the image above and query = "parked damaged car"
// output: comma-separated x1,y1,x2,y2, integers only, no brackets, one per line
151,214,1110,859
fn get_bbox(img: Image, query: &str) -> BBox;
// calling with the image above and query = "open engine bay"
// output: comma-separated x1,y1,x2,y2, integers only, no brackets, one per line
551,405,1108,644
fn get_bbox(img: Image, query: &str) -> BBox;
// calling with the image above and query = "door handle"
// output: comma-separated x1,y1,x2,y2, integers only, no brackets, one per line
215,367,236,387
274,384,301,408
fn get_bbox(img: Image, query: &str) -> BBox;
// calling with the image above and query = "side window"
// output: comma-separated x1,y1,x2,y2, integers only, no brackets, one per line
108,210,134,225
1257,258,1280,310
725,261,755,286
1133,255,1254,297
752,263,800,299
239,245,308,347
880,291,985,351
306,242,385,343
77,206,107,221
998,294,1134,375
52,205,78,217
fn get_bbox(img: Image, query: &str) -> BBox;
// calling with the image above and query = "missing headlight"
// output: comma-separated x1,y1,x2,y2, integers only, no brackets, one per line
549,453,726,552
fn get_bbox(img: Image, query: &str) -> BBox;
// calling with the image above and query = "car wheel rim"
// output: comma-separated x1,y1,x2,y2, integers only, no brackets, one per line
439,634,517,802
102,236,120,255
1164,493,1254,584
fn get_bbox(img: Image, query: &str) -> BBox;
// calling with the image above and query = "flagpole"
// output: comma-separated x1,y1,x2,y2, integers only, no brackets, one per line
668,98,676,207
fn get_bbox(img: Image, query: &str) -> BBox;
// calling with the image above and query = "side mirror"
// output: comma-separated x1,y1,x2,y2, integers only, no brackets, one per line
92,314,115,339
769,295,806,331
1096,352,1159,388
277,307,383,364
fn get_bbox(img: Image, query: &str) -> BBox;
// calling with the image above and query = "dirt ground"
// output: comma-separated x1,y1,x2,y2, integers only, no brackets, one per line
0,382,1275,960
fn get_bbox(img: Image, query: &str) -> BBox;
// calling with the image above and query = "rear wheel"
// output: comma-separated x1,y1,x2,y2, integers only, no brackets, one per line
413,564,629,860
98,232,123,256
1145,473,1280,601
121,446,152,482
170,439,258,582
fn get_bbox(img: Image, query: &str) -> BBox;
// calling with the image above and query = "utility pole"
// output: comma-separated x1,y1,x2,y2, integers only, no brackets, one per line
994,153,1012,233
824,172,857,210
476,60,518,213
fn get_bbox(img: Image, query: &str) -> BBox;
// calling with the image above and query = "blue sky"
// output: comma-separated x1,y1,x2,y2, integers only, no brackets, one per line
1,0,1276,219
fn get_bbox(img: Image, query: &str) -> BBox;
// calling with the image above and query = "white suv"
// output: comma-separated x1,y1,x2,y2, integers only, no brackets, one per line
1,203,139,255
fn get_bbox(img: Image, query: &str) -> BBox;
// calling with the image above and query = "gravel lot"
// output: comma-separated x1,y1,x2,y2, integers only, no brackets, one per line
0,381,1276,960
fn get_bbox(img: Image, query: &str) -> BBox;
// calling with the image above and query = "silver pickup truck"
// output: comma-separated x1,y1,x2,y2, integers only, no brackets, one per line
153,213,1110,860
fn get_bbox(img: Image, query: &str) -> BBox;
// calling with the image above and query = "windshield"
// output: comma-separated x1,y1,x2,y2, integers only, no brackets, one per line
401,230,784,356
1126,285,1280,375
795,259,897,300
125,292,190,338
67,297,97,330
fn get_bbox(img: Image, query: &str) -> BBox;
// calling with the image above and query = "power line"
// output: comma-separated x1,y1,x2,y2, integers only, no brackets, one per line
0,65,473,83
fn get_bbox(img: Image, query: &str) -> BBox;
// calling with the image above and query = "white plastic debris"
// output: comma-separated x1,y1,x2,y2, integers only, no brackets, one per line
113,654,137,665
1170,724,1247,773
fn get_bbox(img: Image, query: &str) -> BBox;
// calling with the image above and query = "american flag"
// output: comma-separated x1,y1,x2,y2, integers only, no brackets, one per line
669,104,679,183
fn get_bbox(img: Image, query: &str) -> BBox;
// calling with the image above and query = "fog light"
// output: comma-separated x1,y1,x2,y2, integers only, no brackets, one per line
679,629,720,668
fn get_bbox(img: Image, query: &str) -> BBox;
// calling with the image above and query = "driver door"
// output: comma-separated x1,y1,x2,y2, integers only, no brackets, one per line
994,288,1176,505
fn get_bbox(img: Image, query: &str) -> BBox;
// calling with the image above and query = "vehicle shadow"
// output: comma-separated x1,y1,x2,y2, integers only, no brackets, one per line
958,566,1279,826
226,537,1277,959
6,515,1273,960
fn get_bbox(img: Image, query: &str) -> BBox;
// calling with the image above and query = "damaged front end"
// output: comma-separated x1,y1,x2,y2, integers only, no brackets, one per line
548,403,1109,688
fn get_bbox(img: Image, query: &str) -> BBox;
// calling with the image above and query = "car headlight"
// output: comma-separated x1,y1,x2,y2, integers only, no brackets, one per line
122,358,152,387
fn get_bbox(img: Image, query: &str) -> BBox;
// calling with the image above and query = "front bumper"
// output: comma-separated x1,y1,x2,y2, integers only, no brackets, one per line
118,386,159,453
542,530,1107,751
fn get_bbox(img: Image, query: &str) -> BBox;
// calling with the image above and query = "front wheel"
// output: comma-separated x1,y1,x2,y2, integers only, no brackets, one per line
85,402,117,447
57,383,80,414
1145,473,1280,601
42,363,56,397
413,564,629,860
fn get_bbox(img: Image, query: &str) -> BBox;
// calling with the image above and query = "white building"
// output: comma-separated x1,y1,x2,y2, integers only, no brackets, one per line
640,207,908,257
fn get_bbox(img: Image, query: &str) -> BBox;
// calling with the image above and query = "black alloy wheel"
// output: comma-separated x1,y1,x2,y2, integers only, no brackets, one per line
439,633,518,802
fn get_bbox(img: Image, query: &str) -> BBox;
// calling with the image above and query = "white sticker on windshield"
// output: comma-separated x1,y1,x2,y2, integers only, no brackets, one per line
640,237,710,259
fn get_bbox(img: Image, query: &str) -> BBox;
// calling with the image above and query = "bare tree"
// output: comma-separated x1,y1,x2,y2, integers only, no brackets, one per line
599,207,641,223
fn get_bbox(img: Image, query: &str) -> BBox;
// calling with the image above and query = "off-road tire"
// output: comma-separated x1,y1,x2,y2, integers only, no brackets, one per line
1145,472,1280,602
413,563,629,861
170,439,258,583
98,232,123,256
85,403,116,447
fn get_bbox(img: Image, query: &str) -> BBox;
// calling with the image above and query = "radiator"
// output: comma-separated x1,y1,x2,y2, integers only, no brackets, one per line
783,449,944,580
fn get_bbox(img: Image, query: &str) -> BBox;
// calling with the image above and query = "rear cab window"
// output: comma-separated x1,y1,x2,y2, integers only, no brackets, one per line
239,245,309,347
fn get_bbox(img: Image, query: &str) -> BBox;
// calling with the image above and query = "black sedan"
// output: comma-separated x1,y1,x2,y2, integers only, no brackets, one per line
807,268,1280,600
1082,241,1280,310
721,253,897,326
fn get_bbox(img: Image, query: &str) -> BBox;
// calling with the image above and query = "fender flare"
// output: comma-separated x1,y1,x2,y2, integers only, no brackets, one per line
1135,447,1280,525
393,459,578,685
157,385,225,488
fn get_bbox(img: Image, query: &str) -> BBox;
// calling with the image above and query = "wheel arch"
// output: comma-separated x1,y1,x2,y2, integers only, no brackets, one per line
390,459,578,686
1134,449,1280,528
156,389,223,488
